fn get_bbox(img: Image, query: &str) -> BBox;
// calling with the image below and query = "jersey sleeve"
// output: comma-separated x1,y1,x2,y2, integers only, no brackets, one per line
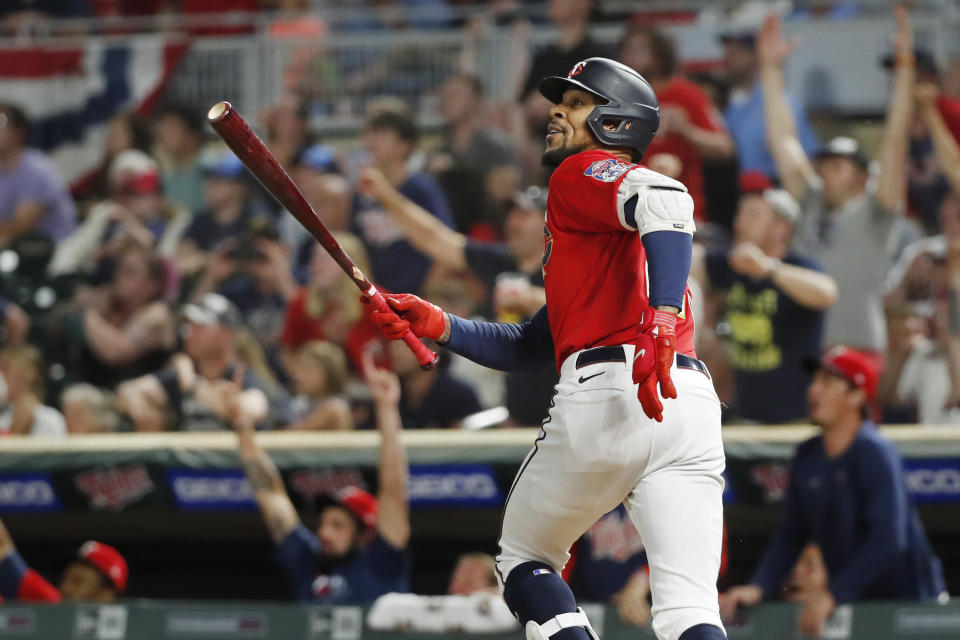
275,524,323,601
548,152,641,233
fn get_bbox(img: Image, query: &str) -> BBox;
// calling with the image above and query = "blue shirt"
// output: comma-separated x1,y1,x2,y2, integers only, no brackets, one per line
752,423,946,603
352,172,453,294
276,524,410,604
706,249,825,423
0,149,77,241
568,505,647,602
725,85,820,178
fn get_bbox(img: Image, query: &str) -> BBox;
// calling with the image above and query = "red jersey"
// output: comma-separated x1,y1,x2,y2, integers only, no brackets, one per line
543,150,696,370
644,77,727,219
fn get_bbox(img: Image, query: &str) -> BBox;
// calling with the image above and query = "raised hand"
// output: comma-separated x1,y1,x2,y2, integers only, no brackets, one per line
757,13,796,67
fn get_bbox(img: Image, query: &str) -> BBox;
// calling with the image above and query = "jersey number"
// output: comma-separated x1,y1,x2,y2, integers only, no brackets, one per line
542,225,553,275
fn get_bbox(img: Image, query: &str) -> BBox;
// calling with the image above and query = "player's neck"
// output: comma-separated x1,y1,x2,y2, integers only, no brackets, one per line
822,414,862,457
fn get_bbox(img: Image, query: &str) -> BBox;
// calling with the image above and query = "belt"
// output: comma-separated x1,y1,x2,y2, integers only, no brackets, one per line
575,345,710,378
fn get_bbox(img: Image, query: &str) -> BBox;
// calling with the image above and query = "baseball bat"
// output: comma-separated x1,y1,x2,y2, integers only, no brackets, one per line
206,101,438,370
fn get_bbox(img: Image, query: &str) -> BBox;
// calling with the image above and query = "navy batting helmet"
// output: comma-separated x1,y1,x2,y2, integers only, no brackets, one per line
539,57,660,159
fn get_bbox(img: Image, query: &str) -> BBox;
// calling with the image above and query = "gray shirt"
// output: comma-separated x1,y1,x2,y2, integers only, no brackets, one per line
794,180,901,351
0,149,77,241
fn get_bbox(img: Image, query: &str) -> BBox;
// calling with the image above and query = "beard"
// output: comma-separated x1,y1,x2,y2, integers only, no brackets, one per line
542,141,589,168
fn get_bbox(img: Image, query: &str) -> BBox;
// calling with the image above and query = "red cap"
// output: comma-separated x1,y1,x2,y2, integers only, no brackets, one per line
78,541,128,593
739,170,773,194
334,487,378,530
819,346,880,402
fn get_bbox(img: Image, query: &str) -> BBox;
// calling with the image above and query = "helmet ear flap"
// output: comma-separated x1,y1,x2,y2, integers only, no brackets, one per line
587,106,657,160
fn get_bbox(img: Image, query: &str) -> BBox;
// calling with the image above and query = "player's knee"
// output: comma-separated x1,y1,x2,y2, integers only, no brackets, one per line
503,562,595,640
678,623,726,640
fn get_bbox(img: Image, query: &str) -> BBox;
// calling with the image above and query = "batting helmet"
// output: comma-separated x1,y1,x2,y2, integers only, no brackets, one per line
539,57,660,159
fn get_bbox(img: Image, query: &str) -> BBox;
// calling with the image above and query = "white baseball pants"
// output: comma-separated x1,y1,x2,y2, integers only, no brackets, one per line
497,343,726,640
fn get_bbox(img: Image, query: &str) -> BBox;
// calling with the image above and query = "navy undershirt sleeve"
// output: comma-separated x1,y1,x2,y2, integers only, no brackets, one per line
446,306,555,372
641,231,692,310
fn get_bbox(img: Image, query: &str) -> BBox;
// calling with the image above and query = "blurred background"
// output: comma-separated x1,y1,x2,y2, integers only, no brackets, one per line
2,0,960,638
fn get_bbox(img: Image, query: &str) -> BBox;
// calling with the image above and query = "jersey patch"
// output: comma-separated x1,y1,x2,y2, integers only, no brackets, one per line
584,159,634,183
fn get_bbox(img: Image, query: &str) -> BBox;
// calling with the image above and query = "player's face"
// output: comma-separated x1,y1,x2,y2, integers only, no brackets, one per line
317,506,359,558
59,563,114,602
807,370,860,427
543,89,601,167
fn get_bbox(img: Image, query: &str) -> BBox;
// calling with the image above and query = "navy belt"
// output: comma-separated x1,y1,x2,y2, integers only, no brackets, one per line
575,345,710,378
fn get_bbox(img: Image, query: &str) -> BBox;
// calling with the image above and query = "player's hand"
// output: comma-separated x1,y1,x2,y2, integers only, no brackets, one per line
363,293,446,341
632,308,678,422
613,571,651,627
719,585,763,621
798,589,836,637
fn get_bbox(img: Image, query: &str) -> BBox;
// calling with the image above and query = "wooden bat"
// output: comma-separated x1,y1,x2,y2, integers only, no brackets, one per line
207,101,438,370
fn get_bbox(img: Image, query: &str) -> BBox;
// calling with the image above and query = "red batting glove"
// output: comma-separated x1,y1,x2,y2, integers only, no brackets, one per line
631,308,678,422
362,293,446,341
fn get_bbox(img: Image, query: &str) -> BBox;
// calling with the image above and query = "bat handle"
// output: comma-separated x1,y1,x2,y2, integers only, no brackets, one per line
366,287,439,371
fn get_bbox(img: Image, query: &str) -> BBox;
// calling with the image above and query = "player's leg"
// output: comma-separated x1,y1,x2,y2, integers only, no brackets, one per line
497,426,632,640
625,369,727,640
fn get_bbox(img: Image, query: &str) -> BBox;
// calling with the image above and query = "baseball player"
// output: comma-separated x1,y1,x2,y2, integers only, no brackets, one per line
368,58,725,640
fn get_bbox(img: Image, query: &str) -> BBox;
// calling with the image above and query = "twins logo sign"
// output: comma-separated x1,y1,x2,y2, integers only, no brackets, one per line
584,159,633,183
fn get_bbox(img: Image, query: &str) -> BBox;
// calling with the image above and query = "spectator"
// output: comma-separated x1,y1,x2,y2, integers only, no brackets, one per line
0,103,77,244
57,245,176,389
783,543,829,604
0,297,29,346
518,0,610,134
389,339,481,430
286,146,350,273
235,351,410,603
430,73,519,234
0,344,66,437
0,518,127,603
619,26,734,219
117,293,272,432
691,173,837,423
76,111,153,204
761,10,913,356
565,505,651,628
720,27,818,178
49,150,190,277
61,384,120,434
258,94,311,176
721,347,947,636
353,109,454,294
154,104,208,214
280,234,387,373
917,81,960,205
880,244,960,425
176,150,274,277
190,228,298,352
287,340,353,431
448,552,498,596
356,172,554,425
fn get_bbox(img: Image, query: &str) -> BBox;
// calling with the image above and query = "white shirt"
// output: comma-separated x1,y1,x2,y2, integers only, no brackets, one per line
0,403,68,437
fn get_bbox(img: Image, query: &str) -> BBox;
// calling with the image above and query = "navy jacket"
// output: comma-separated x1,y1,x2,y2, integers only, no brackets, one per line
752,422,946,603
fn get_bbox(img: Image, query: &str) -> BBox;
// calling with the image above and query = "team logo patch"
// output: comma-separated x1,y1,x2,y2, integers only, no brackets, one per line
532,568,551,576
569,61,585,77
584,159,633,182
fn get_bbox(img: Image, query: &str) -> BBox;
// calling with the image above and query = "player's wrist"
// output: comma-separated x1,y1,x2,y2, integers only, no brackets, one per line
436,313,452,344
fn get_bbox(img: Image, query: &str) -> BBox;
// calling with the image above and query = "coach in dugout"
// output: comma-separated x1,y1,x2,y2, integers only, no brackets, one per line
721,347,947,636
233,351,409,603
0,517,127,603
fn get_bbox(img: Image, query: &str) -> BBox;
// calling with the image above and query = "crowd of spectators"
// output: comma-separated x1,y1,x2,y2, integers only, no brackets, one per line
0,0,958,633
3,3,960,432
